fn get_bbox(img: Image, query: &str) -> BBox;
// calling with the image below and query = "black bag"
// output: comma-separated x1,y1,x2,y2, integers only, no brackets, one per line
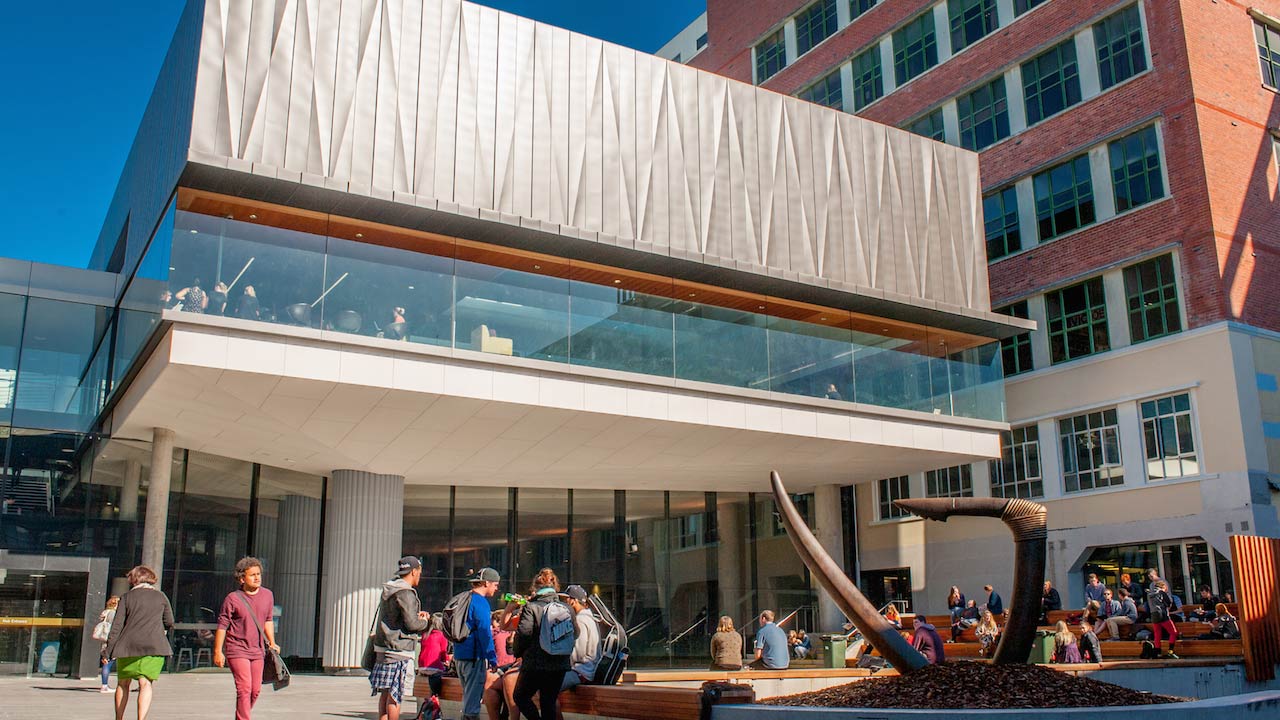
235,591,291,690
361,601,381,672
1139,640,1159,660
441,590,474,645
586,594,629,686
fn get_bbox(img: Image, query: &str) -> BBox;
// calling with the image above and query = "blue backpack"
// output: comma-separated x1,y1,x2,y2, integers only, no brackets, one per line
539,599,576,656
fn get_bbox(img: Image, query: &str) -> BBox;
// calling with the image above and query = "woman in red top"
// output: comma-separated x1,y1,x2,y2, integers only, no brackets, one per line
214,557,279,720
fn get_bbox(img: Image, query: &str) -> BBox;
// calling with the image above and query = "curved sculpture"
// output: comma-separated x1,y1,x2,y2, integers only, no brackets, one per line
892,496,1047,665
770,471,930,674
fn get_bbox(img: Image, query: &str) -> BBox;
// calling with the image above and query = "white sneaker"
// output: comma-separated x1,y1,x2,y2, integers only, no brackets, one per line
99,686,114,694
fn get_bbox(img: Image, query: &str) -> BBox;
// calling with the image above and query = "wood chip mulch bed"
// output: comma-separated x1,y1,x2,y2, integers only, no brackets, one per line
757,662,1189,709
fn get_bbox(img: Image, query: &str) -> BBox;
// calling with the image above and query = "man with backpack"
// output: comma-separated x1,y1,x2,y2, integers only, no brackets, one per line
448,567,501,720
511,568,577,720
371,557,431,720
557,584,601,690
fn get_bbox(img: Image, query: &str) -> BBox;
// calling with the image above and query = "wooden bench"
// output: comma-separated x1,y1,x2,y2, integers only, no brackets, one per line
421,675,752,720
937,638,1243,659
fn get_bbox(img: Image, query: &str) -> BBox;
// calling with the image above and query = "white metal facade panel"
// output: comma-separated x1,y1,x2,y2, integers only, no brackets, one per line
190,0,993,313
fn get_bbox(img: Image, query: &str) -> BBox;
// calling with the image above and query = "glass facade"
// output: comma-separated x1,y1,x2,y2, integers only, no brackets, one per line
164,190,1003,421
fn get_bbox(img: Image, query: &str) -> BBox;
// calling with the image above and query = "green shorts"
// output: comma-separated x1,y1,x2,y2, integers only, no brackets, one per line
116,656,165,681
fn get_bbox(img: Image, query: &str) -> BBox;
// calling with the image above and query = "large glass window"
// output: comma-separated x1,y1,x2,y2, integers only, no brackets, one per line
1256,20,1280,88
1123,254,1182,343
766,301,854,402
851,46,884,110
861,567,912,612
1022,40,1082,125
566,275,675,377
253,466,326,661
1045,277,1110,364
756,29,787,83
799,70,843,110
0,429,92,556
907,108,946,142
0,293,25,424
1142,393,1198,480
958,76,1010,151
877,475,910,520
1060,408,1124,492
992,425,1043,498
622,491,668,666
984,186,1021,261
925,465,973,497
1094,5,1147,90
995,301,1033,377
515,488,570,587
400,484,453,615
1033,154,1095,241
453,486,511,587
796,0,839,56
1109,125,1164,213
12,298,110,431
893,12,939,86
454,250,570,365
949,0,998,53
672,291,768,390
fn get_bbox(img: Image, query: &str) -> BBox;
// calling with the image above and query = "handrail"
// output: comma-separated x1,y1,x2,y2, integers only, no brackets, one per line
665,611,709,647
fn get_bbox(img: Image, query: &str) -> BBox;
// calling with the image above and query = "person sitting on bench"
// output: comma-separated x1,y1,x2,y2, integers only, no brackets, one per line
558,585,601,693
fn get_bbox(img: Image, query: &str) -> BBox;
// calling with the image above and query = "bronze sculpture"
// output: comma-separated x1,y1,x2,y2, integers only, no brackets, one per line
770,471,1048,672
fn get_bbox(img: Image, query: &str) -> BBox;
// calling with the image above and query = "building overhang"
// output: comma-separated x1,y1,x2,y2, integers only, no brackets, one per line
106,318,1003,493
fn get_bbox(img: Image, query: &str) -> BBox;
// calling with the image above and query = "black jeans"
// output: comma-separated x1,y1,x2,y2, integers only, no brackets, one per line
513,668,564,720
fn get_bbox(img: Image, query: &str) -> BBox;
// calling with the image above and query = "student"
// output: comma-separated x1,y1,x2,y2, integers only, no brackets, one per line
1198,603,1240,640
751,610,789,670
96,596,120,693
1041,581,1062,623
1099,588,1138,640
1078,620,1102,663
911,616,945,665
456,568,501,720
1051,621,1081,663
418,614,449,720
214,557,279,720
512,568,575,720
1083,574,1107,605
883,604,903,629
981,585,1004,617
950,600,980,643
793,630,812,660
370,557,431,720
975,610,1000,658
709,616,743,671
946,586,966,622
557,585,601,691
1146,580,1180,659
104,566,174,720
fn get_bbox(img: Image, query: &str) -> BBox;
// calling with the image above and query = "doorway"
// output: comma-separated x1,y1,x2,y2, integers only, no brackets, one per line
0,569,88,676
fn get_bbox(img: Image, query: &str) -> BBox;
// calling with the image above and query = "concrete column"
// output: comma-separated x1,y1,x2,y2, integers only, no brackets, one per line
1027,294,1051,371
1075,29,1101,101
1089,144,1117,223
322,470,405,669
941,100,960,146
1102,269,1131,350
274,495,323,658
812,484,847,632
140,428,175,582
119,459,142,522
878,38,897,93
1006,66,1028,134
932,4,953,62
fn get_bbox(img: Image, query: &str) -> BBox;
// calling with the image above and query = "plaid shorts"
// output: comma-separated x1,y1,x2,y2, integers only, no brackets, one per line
369,657,413,705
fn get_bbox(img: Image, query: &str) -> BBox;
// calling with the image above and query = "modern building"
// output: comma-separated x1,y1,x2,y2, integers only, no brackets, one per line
661,0,1280,614
0,0,1030,676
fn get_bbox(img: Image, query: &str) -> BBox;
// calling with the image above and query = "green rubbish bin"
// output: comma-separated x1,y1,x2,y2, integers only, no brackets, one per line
1031,630,1055,664
822,635,848,668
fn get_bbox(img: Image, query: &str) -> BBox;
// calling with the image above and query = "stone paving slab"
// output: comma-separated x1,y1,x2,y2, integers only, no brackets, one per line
0,673,381,719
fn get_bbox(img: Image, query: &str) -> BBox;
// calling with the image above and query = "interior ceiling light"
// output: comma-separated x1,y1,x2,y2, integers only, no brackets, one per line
249,214,258,220
355,233,364,238
614,279,622,284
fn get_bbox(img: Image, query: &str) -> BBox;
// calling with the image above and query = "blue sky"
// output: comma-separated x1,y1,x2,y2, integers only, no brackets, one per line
0,0,705,269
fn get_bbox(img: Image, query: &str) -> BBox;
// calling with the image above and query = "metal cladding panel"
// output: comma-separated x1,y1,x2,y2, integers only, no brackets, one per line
189,0,994,314
1230,535,1280,683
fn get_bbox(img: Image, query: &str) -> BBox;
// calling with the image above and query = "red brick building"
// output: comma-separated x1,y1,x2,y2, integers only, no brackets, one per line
661,0,1280,615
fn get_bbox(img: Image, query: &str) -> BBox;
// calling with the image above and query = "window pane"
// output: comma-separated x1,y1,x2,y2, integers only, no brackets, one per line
949,0,998,52
984,185,1020,259
1257,21,1280,88
893,12,939,85
1142,392,1197,480
851,46,884,110
1033,153,1094,241
878,475,910,519
1046,277,1109,364
992,424,1043,498
995,301,1032,376
1094,4,1147,90
1109,125,1164,213
1013,0,1047,15
756,29,787,83
796,0,839,56
1022,40,1081,125
1122,253,1181,343
799,69,843,109
958,76,1010,151
907,108,946,142
851,0,878,21
1059,409,1125,492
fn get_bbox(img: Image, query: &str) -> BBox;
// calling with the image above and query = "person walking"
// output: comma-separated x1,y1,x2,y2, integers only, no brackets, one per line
96,596,120,693
103,566,174,720
511,568,577,720
1146,579,1180,659
370,557,431,720
455,567,501,720
213,557,279,720
709,616,743,670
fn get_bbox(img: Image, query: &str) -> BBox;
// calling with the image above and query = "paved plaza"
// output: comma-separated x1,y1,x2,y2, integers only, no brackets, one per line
0,673,391,719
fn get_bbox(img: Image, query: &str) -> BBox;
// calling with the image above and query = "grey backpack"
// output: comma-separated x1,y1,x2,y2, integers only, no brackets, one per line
539,599,576,656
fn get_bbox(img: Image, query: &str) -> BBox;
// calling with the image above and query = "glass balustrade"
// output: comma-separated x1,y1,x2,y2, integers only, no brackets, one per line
163,191,1005,421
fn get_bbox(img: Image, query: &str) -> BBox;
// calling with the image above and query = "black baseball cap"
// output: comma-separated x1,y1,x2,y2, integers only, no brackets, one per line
397,556,422,576
558,584,588,602
470,567,501,583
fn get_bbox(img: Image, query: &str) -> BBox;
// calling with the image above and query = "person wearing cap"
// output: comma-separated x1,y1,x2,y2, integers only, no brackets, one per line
370,556,430,720
455,567,500,720
558,585,601,693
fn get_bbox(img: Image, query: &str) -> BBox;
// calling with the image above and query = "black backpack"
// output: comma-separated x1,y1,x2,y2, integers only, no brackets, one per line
441,590,474,645
1139,640,1159,659
586,594,629,685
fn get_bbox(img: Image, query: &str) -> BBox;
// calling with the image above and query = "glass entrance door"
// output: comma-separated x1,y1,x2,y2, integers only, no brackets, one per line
0,570,88,675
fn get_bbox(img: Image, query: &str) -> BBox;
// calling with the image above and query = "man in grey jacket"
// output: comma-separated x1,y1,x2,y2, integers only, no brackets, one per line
558,585,601,690
370,557,430,720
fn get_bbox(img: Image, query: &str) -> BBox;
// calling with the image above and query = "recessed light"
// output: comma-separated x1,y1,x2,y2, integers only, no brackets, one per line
614,279,622,284
189,229,198,234
688,293,696,297
533,265,541,270
407,285,415,290
758,305,765,310
249,214,258,220
820,316,828,321
356,233,364,238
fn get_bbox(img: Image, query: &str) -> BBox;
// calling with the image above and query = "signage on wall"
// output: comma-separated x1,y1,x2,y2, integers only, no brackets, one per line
37,642,59,674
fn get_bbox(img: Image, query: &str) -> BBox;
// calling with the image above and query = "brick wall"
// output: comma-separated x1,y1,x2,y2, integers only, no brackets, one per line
690,0,1280,332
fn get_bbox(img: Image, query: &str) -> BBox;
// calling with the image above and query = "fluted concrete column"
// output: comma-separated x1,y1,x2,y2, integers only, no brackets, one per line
141,428,176,583
322,471,404,669
119,459,142,522
813,484,847,632
274,495,322,658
